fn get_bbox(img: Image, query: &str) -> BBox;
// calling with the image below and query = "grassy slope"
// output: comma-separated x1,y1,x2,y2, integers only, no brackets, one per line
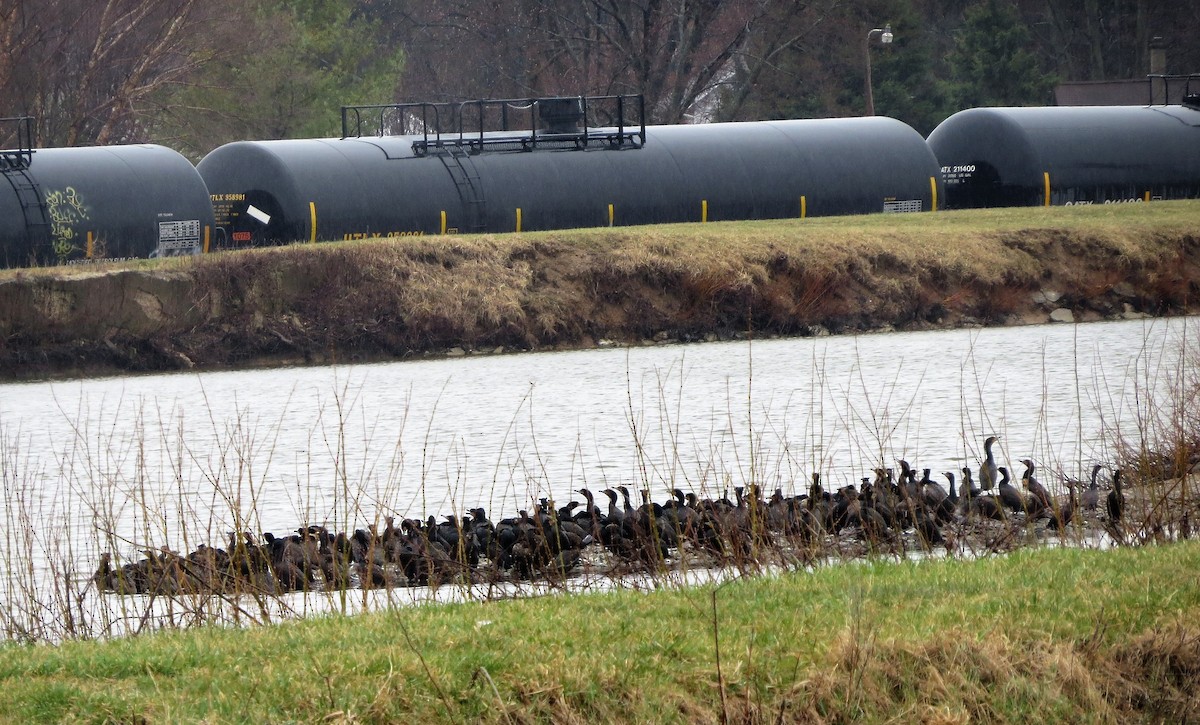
2,542,1198,723
4,199,1197,283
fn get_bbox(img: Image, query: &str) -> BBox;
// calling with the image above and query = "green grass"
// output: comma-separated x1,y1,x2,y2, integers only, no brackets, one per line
3,542,1199,723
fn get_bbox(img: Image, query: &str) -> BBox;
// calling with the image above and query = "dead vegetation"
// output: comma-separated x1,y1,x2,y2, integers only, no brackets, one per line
741,619,1200,724
0,205,1198,380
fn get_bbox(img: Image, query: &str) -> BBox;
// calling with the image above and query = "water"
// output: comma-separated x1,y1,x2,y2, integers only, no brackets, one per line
0,316,1195,634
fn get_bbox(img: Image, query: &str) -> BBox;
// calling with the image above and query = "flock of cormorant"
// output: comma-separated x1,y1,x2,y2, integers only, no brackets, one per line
93,436,1128,597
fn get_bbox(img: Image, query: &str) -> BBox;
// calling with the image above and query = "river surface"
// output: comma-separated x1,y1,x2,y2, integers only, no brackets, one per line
3,315,1194,559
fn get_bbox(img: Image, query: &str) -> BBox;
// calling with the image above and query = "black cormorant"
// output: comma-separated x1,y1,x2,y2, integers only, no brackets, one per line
979,436,1000,491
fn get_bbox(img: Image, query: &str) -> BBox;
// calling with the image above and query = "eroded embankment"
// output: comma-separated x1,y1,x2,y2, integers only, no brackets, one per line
1,207,1198,381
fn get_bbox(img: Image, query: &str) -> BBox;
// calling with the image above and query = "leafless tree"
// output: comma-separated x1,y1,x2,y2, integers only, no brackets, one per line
1,0,214,146
520,0,840,123
385,0,840,124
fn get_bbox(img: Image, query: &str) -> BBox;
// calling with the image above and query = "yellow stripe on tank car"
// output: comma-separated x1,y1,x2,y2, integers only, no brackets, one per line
1043,172,1051,207
516,207,523,232
309,202,318,242
440,210,447,235
204,225,211,254
1144,191,1151,202
929,177,938,212
608,203,615,227
86,231,94,258
800,195,807,219
702,199,708,223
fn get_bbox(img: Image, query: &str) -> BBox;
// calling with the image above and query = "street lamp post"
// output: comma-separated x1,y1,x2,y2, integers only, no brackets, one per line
865,24,893,116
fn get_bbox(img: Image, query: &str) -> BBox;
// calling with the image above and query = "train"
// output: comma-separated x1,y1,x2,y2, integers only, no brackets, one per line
195,96,942,247
0,118,215,267
3,91,1200,268
928,103,1200,208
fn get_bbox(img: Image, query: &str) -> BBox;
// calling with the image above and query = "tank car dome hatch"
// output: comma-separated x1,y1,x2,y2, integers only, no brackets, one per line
0,139,216,268
197,100,943,247
927,105,1200,209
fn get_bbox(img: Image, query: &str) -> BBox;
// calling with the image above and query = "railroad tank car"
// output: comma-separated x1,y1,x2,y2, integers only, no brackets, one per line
196,96,943,246
926,103,1200,209
0,122,216,267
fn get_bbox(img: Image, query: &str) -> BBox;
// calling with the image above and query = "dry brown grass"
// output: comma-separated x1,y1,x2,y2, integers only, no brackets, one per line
1,202,1198,380
704,619,1200,725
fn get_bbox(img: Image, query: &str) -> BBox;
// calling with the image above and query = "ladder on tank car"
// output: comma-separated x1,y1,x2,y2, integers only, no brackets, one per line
4,167,52,246
441,146,487,233
338,94,645,235
0,116,36,170
1,117,52,251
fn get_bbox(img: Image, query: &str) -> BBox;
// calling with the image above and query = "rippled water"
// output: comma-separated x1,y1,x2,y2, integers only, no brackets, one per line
2,316,1193,567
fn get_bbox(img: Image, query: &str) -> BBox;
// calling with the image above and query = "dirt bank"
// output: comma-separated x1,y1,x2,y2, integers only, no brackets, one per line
1,204,1198,381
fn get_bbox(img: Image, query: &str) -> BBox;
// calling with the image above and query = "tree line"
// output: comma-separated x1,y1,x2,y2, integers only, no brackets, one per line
1,0,1196,155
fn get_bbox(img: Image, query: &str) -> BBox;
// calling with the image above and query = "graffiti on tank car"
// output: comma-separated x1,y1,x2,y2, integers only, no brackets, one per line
44,186,91,261
342,231,426,240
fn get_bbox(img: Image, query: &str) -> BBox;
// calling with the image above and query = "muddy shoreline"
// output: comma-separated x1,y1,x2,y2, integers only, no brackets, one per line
1,213,1198,382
